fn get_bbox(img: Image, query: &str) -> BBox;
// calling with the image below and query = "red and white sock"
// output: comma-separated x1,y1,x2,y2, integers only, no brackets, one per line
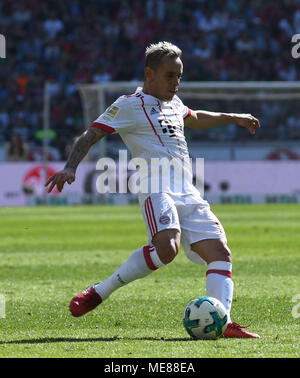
94,245,164,300
206,261,233,323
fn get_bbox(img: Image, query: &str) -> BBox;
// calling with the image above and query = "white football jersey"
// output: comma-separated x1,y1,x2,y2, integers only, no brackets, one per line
93,88,199,196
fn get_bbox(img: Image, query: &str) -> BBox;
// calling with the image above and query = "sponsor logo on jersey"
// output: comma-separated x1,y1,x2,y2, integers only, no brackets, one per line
151,107,159,115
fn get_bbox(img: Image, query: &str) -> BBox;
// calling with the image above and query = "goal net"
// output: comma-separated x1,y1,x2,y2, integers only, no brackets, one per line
42,81,300,204
77,81,300,158
77,81,300,203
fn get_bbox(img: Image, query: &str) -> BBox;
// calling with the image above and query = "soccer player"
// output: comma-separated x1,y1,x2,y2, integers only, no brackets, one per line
45,41,260,338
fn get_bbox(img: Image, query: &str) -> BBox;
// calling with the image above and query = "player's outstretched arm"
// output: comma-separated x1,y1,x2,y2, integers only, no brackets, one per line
184,109,260,135
45,127,108,193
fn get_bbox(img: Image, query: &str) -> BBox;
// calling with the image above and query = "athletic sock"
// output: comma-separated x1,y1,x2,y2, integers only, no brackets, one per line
94,245,164,300
206,261,233,323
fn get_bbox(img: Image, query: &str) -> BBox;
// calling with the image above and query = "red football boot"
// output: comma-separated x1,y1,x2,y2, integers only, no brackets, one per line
223,322,260,338
69,286,102,317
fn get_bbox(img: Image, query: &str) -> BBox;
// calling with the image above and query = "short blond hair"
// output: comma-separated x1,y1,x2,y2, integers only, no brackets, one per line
145,41,182,70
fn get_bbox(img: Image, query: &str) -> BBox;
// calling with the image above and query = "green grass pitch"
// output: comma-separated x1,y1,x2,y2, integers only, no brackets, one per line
0,204,299,358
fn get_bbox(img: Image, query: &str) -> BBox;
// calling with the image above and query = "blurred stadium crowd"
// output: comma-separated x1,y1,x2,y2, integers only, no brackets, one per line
1,0,300,161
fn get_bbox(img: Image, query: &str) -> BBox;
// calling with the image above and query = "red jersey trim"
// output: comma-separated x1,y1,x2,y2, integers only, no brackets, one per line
144,196,158,238
183,108,192,120
92,122,115,134
143,245,158,271
206,269,232,279
138,96,165,147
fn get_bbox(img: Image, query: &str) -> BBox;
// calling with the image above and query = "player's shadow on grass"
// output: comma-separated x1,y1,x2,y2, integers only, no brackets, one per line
0,336,192,345
0,337,118,344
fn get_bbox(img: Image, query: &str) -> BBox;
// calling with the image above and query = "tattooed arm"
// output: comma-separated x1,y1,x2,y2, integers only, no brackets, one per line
45,127,108,193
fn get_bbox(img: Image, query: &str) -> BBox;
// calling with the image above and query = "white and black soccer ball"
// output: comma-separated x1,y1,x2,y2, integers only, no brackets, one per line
183,296,229,340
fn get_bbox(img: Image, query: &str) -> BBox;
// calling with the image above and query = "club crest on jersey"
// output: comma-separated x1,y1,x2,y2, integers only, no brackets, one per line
159,215,171,225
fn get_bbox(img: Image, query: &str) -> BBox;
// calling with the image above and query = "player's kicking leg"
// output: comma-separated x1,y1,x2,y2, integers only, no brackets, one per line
69,229,180,317
191,238,260,338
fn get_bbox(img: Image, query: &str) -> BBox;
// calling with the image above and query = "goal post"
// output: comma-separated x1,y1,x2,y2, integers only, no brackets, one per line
44,80,300,163
77,80,300,157
77,81,300,123
41,80,300,204
78,82,143,159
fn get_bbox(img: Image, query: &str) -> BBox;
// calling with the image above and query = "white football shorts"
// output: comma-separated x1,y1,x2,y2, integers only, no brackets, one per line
139,191,227,265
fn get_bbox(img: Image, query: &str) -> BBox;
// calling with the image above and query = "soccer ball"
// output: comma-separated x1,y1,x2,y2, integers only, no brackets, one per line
183,296,229,340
